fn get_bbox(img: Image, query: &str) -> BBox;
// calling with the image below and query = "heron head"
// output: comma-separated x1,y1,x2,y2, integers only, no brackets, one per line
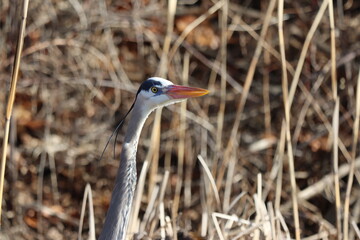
135,77,209,111
102,77,208,158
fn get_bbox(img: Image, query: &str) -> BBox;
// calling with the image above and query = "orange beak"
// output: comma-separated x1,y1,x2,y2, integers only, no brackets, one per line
166,85,209,99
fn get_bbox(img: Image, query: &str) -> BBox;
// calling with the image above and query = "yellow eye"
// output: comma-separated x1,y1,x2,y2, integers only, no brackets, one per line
151,87,158,93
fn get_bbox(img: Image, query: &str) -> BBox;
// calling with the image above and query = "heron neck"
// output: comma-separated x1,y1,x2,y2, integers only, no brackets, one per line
124,104,150,144
99,103,151,240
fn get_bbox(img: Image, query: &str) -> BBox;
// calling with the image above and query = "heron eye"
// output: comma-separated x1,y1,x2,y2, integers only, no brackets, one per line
150,87,158,93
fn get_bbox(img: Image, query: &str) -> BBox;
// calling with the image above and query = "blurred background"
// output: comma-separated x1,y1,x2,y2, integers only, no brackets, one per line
1,0,360,239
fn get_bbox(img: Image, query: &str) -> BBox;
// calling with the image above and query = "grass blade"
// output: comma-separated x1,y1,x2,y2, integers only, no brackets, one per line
0,0,30,223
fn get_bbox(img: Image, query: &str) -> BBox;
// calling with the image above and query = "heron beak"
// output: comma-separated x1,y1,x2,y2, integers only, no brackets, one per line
166,85,209,99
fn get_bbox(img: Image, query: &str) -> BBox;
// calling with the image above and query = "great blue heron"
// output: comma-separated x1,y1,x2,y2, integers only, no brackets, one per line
98,77,209,240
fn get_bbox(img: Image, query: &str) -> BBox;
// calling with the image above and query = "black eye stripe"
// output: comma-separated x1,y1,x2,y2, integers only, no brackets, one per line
137,79,163,95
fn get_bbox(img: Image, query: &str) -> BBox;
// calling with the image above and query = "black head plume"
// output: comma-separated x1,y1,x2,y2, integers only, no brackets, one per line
99,99,136,162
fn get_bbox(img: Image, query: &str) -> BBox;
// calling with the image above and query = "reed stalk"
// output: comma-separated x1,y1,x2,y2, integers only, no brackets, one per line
0,0,29,223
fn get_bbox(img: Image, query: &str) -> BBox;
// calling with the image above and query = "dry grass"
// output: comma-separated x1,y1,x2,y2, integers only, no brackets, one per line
1,0,360,239
0,0,29,223
277,0,300,238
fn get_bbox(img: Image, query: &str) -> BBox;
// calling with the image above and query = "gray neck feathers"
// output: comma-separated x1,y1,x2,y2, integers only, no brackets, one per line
99,103,151,240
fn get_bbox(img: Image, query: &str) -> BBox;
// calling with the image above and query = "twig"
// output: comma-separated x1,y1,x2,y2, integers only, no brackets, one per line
232,218,272,239
181,52,189,208
158,0,177,77
288,0,329,108
78,184,96,240
214,0,228,187
228,14,296,76
352,220,360,239
277,210,291,240
181,41,244,94
343,68,360,240
275,121,286,239
140,186,159,233
278,0,301,238
197,155,221,208
223,157,235,212
267,202,277,240
218,0,277,189
328,0,338,99
0,0,29,223
147,0,177,202
253,175,262,240
281,157,360,211
68,0,88,29
158,172,170,239
333,98,342,239
168,1,224,62
159,202,166,239
212,213,225,240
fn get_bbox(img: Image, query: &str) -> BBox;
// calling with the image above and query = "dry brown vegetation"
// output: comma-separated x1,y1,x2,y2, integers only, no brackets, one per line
1,0,360,239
